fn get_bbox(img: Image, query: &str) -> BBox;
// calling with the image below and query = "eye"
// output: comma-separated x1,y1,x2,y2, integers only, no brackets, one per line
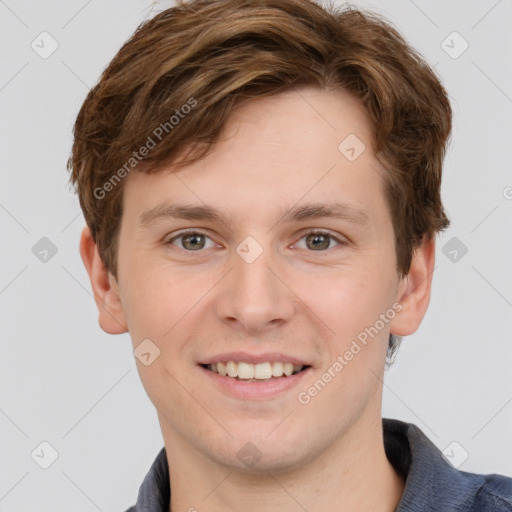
294,230,346,251
166,230,217,251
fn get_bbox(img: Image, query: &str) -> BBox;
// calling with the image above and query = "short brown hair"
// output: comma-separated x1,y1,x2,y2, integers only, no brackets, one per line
67,0,452,361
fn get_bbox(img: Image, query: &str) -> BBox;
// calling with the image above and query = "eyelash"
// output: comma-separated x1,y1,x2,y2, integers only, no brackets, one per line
165,228,347,253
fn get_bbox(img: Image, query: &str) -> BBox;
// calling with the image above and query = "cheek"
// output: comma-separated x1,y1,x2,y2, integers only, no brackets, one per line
119,258,180,341
298,265,393,344
121,262,206,408
120,257,221,344
296,269,392,419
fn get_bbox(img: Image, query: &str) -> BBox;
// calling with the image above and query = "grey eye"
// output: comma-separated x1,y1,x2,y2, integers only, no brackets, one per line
170,232,216,251
295,232,342,251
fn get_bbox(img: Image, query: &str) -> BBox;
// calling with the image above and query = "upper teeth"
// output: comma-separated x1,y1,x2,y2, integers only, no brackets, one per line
208,361,304,379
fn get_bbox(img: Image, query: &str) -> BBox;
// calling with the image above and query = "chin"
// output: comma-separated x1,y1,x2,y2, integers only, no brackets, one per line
201,428,312,476
213,446,309,476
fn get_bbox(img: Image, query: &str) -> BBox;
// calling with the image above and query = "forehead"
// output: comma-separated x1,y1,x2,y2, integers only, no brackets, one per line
122,86,388,229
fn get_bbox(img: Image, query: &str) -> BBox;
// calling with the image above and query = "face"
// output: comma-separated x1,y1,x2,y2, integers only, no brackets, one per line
84,85,431,474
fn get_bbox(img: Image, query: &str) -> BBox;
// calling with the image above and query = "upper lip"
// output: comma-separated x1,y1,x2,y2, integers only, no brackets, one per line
199,351,311,366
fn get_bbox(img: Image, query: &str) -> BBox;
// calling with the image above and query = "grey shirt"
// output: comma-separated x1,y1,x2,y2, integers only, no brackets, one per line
125,418,512,511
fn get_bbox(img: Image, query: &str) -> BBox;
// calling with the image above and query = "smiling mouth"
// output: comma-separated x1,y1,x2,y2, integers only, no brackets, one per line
200,361,310,381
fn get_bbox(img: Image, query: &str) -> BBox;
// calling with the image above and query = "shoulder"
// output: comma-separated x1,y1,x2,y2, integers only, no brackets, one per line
468,473,512,511
383,418,512,511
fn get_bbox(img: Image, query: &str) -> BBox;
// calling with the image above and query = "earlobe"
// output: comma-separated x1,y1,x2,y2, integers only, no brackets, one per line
79,226,128,335
389,235,436,337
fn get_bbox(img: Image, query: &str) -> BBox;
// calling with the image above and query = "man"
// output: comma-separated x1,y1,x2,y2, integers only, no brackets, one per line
67,0,512,510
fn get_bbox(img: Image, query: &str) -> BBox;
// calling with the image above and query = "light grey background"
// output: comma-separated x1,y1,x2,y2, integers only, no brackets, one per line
1,0,511,510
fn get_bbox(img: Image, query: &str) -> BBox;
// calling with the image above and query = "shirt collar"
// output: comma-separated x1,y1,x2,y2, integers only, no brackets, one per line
383,418,486,511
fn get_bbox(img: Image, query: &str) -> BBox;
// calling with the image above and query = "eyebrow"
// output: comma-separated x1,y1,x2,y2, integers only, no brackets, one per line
138,201,372,230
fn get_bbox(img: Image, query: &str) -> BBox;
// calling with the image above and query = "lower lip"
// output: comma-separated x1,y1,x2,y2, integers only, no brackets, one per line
198,365,312,399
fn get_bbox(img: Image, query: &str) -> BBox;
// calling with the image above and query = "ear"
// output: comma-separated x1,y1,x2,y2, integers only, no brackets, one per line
79,226,128,335
389,235,436,336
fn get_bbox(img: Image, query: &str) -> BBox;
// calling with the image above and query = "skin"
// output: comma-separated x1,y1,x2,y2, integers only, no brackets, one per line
80,85,435,511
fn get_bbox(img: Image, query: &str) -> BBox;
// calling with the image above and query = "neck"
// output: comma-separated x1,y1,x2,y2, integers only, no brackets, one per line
162,412,405,512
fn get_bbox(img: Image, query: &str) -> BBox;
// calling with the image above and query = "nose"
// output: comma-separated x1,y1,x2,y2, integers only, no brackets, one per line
215,241,295,335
